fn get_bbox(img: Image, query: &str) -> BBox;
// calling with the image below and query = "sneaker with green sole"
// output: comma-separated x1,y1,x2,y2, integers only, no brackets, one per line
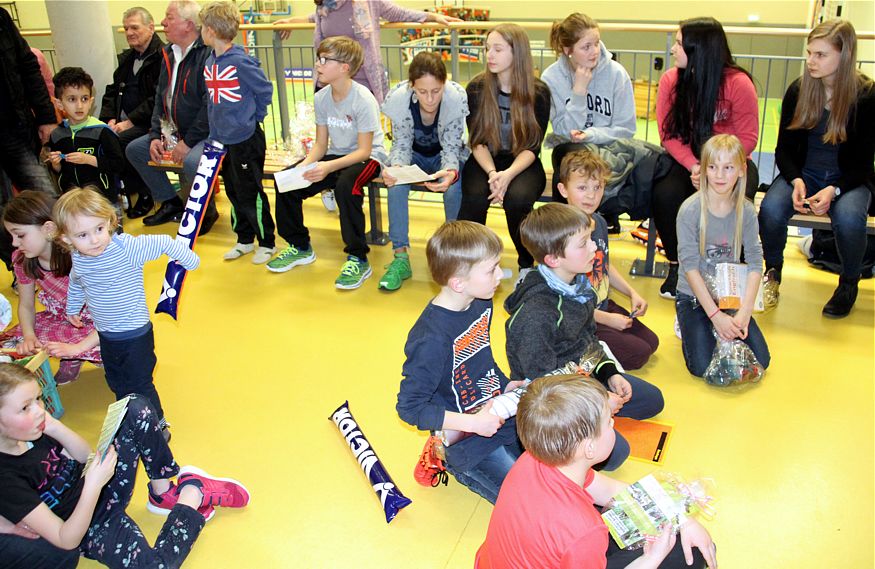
266,245,316,273
335,256,372,289
378,253,412,291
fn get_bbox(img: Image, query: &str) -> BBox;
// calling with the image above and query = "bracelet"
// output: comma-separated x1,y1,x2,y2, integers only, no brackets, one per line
707,308,720,319
486,169,496,176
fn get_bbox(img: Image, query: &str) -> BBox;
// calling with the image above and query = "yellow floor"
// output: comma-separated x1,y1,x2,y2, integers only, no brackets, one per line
5,193,873,568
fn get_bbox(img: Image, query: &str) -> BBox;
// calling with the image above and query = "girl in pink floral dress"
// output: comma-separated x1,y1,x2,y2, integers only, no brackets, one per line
2,191,100,383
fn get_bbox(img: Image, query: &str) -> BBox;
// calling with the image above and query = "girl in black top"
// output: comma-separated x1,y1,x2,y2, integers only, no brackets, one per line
758,19,875,318
459,23,551,274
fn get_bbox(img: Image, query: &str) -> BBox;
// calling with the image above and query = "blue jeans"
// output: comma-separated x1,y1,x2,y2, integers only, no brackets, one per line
600,373,665,471
448,441,522,504
759,173,872,279
387,152,461,249
675,293,771,377
126,134,205,203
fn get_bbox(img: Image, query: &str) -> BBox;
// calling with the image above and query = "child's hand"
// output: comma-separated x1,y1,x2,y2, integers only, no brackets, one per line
470,400,504,437
424,170,452,193
605,312,633,331
85,445,117,489
488,171,511,204
63,152,96,167
303,162,329,183
0,514,39,539
730,310,752,340
629,291,648,317
607,374,632,403
45,342,83,358
17,336,43,355
642,524,677,567
607,391,624,415
46,151,63,168
711,312,741,342
66,315,83,328
381,170,397,187
680,520,718,568
572,64,594,95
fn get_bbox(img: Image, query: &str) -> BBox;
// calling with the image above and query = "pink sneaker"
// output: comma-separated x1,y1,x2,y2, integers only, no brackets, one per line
147,481,178,515
55,360,83,385
177,466,250,513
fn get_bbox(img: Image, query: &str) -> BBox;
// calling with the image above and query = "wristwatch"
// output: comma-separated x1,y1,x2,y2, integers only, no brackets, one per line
833,186,841,199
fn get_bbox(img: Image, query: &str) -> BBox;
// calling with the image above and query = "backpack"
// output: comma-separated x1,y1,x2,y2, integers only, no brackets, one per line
808,229,875,278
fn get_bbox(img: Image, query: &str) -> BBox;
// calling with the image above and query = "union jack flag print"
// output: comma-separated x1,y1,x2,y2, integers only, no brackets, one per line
204,64,241,104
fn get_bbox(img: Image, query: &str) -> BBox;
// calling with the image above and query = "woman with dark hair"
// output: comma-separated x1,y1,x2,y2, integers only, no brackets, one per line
379,51,470,291
759,19,874,318
653,17,760,298
459,24,551,279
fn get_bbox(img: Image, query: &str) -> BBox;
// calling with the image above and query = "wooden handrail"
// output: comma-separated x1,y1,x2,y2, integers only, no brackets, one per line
20,21,875,40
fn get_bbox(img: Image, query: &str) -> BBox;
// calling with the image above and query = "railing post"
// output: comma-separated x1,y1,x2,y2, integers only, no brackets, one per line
272,31,290,142
450,28,459,81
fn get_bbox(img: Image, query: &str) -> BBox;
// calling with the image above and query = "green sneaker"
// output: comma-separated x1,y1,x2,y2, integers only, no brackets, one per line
266,245,315,273
335,256,372,290
378,253,412,291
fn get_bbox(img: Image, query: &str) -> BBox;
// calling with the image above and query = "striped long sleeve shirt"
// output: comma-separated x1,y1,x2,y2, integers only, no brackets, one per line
66,233,200,333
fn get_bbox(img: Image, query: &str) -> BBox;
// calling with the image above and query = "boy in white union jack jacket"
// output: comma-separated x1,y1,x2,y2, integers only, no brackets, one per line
201,2,277,264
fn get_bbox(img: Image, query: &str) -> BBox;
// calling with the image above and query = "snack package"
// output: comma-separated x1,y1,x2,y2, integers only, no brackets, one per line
159,118,179,163
703,332,765,387
602,471,716,550
714,263,764,312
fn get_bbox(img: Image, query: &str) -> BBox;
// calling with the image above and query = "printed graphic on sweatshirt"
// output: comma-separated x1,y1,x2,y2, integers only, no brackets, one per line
452,308,502,411
37,446,79,510
327,114,355,130
205,64,241,104
587,248,610,304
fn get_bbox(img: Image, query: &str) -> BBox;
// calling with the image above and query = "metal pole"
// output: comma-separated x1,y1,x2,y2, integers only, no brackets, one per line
272,31,290,141
451,29,459,80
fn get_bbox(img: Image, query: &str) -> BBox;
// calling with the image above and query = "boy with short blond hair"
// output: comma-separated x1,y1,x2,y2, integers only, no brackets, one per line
558,150,659,369
396,221,523,504
505,202,664,470
48,67,124,205
200,1,277,264
269,36,388,289
476,375,715,569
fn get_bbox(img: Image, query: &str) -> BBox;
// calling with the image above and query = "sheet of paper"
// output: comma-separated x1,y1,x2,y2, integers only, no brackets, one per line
383,165,439,185
274,163,317,193
83,396,131,476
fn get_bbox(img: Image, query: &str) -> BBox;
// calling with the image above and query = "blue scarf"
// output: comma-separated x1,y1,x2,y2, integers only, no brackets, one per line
537,264,595,305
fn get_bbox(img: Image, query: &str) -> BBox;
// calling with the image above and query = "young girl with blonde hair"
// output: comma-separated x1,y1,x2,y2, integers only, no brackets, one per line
458,23,551,278
759,19,875,317
675,134,770,377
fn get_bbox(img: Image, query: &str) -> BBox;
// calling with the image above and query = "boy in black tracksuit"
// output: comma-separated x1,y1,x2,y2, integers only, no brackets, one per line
200,3,276,263
48,67,123,205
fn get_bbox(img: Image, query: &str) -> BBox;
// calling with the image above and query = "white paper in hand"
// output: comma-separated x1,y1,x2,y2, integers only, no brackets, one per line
383,165,439,185
274,163,317,193
83,396,131,476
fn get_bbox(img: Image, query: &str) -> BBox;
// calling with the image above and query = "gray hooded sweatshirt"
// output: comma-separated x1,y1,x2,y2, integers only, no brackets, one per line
541,41,636,148
381,79,470,172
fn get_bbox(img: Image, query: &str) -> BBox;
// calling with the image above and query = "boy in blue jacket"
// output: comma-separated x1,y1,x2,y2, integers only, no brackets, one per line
200,1,277,264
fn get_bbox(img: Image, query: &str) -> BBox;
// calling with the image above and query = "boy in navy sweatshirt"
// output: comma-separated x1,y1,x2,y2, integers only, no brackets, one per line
200,1,277,264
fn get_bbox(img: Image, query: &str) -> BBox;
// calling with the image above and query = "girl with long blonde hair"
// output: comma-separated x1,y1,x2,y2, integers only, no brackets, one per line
759,19,875,318
675,134,770,378
459,24,551,277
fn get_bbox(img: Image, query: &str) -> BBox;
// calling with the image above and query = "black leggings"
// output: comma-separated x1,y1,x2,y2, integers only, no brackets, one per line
458,153,545,269
651,156,759,262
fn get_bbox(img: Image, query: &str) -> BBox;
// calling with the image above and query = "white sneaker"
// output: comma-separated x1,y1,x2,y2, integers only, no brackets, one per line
321,190,337,213
223,243,255,261
251,246,276,265
674,316,682,340
514,267,534,290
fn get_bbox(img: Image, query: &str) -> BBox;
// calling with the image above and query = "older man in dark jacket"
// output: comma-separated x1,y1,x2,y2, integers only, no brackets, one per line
126,0,218,232
100,7,165,218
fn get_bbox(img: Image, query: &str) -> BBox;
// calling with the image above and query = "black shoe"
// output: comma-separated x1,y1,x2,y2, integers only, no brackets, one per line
604,212,622,235
198,210,219,236
822,277,859,318
659,262,679,299
128,195,154,219
143,200,184,226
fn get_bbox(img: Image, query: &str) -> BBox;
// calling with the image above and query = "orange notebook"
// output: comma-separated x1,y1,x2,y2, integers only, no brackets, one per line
614,417,674,465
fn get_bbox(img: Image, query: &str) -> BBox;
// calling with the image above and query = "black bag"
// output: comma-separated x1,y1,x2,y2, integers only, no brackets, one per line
808,229,875,278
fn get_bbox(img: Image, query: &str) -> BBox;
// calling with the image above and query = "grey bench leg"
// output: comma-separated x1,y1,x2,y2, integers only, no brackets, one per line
366,181,389,246
630,217,669,278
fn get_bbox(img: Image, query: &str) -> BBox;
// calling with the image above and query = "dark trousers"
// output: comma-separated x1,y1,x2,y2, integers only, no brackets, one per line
0,535,79,569
606,534,707,569
596,299,660,370
115,125,150,200
222,126,275,248
274,155,380,261
81,395,205,568
98,324,164,422
652,156,759,262
458,153,545,269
